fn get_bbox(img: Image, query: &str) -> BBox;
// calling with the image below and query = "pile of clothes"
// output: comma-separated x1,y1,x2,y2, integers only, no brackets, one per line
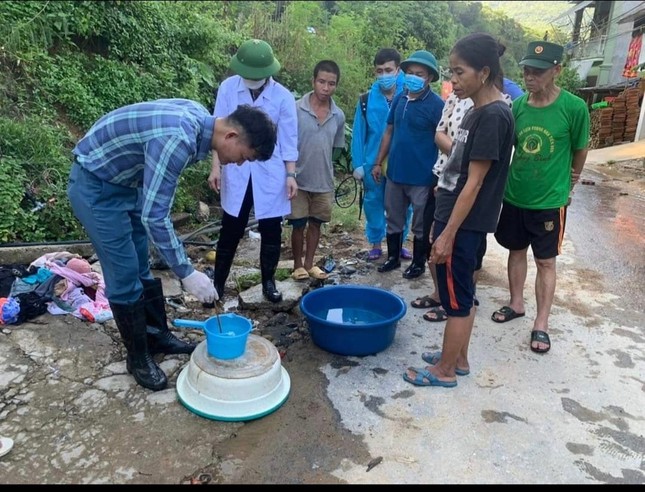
0,251,112,326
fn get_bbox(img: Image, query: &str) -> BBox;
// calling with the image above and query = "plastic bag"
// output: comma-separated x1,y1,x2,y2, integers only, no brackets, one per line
0,297,20,325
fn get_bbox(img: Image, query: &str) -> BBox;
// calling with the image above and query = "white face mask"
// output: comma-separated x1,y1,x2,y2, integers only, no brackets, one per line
242,78,267,90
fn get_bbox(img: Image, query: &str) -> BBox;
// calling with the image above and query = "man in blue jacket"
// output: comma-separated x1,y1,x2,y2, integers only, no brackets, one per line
351,48,413,262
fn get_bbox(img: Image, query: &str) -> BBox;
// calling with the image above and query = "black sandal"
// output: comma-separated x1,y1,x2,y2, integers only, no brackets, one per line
423,306,447,322
491,306,525,323
411,295,441,309
530,330,551,353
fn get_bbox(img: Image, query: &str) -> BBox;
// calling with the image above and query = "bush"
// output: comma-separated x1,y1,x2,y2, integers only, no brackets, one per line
557,65,584,96
0,115,84,242
0,0,565,243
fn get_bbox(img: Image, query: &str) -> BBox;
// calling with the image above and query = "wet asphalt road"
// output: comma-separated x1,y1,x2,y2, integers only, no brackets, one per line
567,168,645,314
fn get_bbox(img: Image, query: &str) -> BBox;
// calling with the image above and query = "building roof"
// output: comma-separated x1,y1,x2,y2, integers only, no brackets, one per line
615,2,645,24
577,78,641,93
551,0,595,23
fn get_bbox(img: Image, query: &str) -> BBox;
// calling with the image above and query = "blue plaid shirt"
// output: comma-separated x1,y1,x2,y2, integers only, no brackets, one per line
73,99,216,279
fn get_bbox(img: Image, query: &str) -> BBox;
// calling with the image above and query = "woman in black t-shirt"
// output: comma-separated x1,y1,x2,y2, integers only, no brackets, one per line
404,33,515,388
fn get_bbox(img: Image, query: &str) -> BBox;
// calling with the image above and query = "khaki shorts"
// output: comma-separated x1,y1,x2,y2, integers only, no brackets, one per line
287,190,333,224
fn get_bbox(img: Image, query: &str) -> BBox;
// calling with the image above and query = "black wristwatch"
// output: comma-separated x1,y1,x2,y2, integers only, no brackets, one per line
286,172,297,178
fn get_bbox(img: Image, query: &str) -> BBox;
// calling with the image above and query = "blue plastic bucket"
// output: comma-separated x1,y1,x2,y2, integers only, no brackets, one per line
173,313,252,360
300,285,407,356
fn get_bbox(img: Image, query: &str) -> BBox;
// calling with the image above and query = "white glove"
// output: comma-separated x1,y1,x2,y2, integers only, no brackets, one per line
352,165,365,181
181,270,219,304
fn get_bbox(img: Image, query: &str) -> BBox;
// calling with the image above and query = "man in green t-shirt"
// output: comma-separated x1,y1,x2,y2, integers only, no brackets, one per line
492,41,590,354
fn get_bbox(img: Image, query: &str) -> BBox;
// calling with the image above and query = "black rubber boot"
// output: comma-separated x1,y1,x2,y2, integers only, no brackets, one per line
110,299,168,391
142,278,196,355
203,247,236,308
378,233,402,273
260,243,283,303
403,236,427,279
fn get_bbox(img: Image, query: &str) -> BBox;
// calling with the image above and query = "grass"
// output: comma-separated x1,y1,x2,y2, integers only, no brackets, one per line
234,268,292,291
329,174,362,233
280,175,363,245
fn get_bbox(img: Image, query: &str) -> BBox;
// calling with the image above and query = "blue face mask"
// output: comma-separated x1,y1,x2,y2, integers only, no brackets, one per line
404,73,426,93
376,73,397,91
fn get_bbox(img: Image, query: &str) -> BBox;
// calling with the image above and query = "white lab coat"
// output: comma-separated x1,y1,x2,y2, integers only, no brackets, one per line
214,76,299,219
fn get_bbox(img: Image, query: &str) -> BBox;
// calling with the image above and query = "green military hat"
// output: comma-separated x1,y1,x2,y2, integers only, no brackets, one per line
230,39,281,80
401,50,440,82
519,41,564,69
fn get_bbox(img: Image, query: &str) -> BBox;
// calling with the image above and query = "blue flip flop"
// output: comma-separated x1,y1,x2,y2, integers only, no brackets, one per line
421,351,470,376
403,367,457,387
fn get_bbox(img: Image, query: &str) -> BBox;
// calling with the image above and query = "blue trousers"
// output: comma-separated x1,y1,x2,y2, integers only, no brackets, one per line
362,169,412,245
67,163,153,304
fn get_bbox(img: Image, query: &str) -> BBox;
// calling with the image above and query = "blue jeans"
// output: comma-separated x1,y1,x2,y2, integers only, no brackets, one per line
67,163,153,304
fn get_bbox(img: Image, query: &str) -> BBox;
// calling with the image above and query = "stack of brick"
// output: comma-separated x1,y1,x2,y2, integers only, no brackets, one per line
611,92,627,144
623,87,641,143
591,107,614,149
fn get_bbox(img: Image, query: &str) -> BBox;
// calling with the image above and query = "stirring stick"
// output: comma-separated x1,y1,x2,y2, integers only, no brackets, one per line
213,301,223,333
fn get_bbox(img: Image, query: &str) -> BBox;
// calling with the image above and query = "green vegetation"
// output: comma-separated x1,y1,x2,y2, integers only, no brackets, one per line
482,1,571,40
0,0,579,243
330,186,361,233
557,65,585,96
234,268,291,291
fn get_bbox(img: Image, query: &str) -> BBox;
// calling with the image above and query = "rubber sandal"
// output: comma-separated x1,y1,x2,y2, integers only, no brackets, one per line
491,306,525,323
530,330,551,353
422,306,447,322
0,437,14,458
403,367,457,387
291,267,309,281
410,295,441,309
367,248,382,261
308,266,328,280
421,351,470,376
400,247,412,260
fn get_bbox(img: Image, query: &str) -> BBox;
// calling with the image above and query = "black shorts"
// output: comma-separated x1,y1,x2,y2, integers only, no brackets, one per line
475,234,487,270
494,201,567,259
433,221,485,317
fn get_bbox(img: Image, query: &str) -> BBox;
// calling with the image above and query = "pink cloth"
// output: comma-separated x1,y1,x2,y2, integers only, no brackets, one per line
45,261,109,308
29,251,81,270
47,287,112,323
66,258,92,274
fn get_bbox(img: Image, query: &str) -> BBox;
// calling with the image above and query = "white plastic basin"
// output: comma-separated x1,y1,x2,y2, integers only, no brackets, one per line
176,334,290,421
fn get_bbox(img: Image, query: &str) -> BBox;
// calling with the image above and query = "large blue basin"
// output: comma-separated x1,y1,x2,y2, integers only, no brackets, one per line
299,285,407,356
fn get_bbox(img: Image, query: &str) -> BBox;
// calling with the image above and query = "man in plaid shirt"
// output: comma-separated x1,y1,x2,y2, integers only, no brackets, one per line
68,99,276,391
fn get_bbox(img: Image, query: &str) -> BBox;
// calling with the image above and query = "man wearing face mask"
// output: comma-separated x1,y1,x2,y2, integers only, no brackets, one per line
207,39,299,304
371,50,444,279
351,48,414,263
